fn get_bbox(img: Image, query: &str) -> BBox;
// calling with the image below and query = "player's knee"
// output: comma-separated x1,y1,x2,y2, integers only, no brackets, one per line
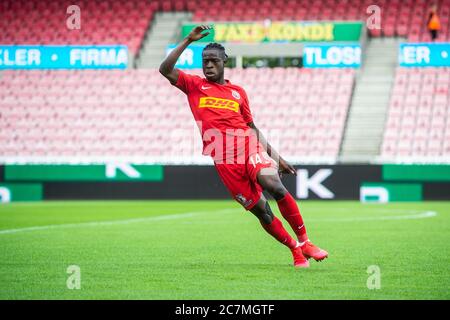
258,175,286,200
260,202,274,224
260,212,273,224
267,184,287,200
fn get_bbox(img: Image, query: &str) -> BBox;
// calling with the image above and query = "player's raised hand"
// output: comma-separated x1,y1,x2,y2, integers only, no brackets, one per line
187,25,212,42
278,157,297,178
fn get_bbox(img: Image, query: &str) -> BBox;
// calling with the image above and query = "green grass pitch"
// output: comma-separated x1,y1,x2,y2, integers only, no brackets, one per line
0,200,449,299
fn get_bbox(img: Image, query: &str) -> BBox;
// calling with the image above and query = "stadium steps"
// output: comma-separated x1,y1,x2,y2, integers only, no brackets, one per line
136,12,192,68
339,38,402,163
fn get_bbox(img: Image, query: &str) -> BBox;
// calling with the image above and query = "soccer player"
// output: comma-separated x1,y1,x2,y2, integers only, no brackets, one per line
159,25,328,268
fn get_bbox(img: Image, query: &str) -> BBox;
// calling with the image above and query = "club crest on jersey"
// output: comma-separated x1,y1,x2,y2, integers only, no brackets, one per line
235,193,253,207
231,89,241,100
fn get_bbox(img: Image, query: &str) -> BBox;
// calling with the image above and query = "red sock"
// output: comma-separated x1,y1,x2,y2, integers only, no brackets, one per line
277,193,309,243
260,216,297,249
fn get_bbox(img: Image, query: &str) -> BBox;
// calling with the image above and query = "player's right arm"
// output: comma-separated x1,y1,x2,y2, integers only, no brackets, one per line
159,25,212,85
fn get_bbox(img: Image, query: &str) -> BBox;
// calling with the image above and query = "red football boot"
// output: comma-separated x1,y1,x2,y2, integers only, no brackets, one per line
301,241,328,262
290,245,310,268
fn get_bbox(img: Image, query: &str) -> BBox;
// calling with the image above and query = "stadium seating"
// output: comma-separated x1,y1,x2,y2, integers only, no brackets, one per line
381,67,450,161
0,68,355,164
0,0,157,54
188,0,450,42
1,0,448,49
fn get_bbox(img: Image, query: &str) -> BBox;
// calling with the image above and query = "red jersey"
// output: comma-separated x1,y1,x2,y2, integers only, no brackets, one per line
173,70,260,163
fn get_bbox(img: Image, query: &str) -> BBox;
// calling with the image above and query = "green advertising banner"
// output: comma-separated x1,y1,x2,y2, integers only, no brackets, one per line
360,182,423,202
181,21,362,43
383,164,450,182
5,164,164,182
0,183,43,202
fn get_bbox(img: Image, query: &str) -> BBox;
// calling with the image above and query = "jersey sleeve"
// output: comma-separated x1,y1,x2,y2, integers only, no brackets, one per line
240,88,253,124
173,69,201,94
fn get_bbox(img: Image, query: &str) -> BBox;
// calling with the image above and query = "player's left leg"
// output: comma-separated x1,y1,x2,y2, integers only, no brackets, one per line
256,169,328,262
256,169,308,242
214,162,309,267
249,194,309,268
248,193,296,248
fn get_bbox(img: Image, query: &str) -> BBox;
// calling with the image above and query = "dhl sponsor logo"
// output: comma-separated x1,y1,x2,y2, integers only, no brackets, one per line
198,97,239,112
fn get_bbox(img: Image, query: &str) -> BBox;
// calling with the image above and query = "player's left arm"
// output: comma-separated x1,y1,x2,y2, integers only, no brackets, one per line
247,121,296,176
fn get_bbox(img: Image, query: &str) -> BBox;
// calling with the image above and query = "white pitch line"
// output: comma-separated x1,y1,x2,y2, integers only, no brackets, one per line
307,211,437,222
0,208,237,235
0,209,437,236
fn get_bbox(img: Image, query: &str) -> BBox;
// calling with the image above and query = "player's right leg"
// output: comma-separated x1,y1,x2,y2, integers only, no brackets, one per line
214,162,308,267
249,195,309,268
256,169,328,262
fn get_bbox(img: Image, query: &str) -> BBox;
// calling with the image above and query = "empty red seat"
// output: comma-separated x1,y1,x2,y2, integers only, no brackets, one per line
0,68,354,163
0,0,153,54
381,67,450,160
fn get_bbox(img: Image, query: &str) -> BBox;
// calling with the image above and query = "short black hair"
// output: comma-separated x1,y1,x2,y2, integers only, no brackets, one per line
203,43,228,60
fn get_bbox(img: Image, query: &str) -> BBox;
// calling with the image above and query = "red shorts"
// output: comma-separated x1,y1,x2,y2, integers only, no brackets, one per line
214,146,278,210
